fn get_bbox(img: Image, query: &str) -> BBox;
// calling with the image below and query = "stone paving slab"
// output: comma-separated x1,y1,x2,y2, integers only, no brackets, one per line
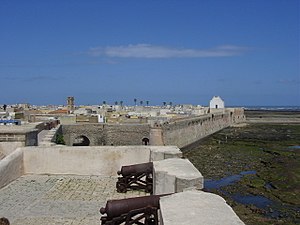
0,175,147,225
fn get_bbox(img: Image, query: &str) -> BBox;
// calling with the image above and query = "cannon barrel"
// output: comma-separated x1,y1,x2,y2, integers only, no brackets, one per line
117,162,153,176
100,194,161,218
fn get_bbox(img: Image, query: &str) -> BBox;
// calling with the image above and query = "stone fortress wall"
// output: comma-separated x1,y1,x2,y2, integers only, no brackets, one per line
61,124,150,146
0,108,246,224
161,108,245,148
61,108,245,148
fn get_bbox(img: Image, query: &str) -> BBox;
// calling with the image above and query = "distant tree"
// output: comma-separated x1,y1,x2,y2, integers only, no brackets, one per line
134,98,137,105
114,101,118,105
140,100,143,106
146,101,149,106
102,101,106,105
169,102,173,106
3,104,7,111
163,102,166,107
120,101,123,107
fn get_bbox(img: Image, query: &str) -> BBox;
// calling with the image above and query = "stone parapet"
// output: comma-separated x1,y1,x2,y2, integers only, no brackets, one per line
153,158,203,195
159,190,245,225
0,128,38,146
0,148,24,189
23,146,151,176
149,146,182,161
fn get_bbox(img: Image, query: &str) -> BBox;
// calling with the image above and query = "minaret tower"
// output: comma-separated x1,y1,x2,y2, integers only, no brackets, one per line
67,96,75,112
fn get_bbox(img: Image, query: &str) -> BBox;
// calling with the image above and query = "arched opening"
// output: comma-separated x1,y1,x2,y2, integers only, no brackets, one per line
73,135,90,146
142,138,150,146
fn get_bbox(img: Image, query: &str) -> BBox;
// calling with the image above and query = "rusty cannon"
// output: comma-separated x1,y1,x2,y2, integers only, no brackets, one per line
116,162,153,193
100,195,162,225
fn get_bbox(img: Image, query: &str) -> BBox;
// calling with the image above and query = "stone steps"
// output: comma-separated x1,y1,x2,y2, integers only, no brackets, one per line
39,127,58,147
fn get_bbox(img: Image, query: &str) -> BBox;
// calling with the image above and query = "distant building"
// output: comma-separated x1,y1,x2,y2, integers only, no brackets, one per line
67,97,75,112
209,96,225,109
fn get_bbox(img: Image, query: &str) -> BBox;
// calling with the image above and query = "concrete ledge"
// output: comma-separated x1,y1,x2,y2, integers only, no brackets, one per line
153,158,203,194
0,148,24,189
149,146,182,161
159,190,245,225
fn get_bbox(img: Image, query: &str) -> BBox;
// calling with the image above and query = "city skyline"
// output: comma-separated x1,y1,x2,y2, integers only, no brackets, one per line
1,0,299,106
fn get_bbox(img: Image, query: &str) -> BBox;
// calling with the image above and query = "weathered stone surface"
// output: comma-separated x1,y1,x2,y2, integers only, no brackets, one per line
149,146,182,161
161,109,245,148
0,148,23,189
0,142,24,155
0,175,147,225
153,158,203,194
23,146,151,176
62,123,150,146
159,190,245,225
60,109,245,148
0,125,39,146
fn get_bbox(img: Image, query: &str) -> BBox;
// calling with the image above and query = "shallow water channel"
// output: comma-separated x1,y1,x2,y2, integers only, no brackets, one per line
204,171,278,217
205,170,256,189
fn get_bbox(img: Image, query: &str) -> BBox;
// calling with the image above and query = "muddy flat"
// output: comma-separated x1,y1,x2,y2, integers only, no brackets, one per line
183,123,300,225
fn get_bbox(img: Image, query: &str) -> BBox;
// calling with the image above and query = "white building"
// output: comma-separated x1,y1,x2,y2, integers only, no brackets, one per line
209,96,225,109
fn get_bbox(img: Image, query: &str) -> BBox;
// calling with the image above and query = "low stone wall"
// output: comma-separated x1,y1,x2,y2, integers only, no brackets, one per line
0,129,38,146
160,190,244,225
22,146,182,176
0,146,182,188
150,146,182,161
153,158,203,195
0,142,24,156
0,148,23,189
23,146,151,176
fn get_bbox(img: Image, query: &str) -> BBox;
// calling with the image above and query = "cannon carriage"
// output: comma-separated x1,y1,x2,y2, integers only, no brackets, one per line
100,195,162,225
116,162,153,193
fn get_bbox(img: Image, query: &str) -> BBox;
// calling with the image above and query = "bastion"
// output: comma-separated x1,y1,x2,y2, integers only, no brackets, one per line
0,145,244,225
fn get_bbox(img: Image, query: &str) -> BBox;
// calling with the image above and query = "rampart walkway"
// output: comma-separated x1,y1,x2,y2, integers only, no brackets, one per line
0,175,146,225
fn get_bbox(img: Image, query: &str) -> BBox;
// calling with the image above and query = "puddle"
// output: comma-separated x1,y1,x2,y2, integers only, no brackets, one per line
204,170,256,190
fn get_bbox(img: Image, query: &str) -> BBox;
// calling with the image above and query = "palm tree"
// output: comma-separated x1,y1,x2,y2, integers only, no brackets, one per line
146,101,149,106
169,102,173,106
163,102,166,107
114,101,118,105
120,101,123,107
102,101,106,105
140,100,143,106
134,98,137,106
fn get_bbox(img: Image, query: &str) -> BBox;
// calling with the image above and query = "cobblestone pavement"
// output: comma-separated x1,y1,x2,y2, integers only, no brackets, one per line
0,175,147,225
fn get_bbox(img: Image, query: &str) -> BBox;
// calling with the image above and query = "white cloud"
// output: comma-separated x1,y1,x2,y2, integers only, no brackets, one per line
88,44,249,58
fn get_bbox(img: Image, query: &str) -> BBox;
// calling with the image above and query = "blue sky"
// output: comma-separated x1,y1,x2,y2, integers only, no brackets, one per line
0,0,299,106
